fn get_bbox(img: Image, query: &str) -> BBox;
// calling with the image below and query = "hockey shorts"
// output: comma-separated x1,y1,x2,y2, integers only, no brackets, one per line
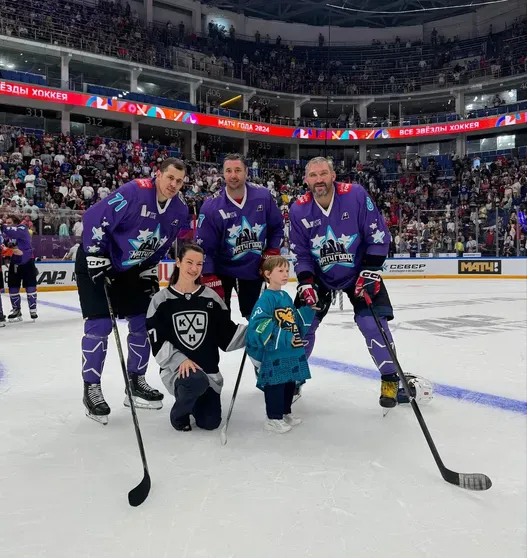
8,259,38,289
75,246,159,320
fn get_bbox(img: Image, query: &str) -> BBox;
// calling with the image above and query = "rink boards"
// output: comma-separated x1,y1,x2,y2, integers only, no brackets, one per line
2,257,526,292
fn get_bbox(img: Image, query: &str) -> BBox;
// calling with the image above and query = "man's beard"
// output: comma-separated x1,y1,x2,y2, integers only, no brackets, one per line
311,181,331,198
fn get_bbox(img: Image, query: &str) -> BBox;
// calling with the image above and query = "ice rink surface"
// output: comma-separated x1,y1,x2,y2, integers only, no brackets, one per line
0,279,526,558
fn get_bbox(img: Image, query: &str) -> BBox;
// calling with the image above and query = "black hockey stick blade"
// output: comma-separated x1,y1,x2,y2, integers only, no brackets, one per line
128,468,151,507
442,468,492,491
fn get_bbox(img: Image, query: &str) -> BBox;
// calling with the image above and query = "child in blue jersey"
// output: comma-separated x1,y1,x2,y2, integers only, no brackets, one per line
247,256,314,434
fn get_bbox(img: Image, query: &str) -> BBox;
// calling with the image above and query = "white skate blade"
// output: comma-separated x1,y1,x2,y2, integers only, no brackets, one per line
8,317,23,323
0,322,5,328
220,425,228,445
123,395,163,410
85,409,108,425
382,405,397,417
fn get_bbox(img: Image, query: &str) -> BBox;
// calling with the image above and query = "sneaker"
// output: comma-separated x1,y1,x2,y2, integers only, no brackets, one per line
264,419,292,434
380,373,399,409
284,414,302,426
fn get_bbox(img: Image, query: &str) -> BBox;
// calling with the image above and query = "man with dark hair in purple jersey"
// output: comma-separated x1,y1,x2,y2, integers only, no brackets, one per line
76,158,189,424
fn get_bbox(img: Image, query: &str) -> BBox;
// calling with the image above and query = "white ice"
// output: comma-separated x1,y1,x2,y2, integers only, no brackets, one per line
0,280,526,558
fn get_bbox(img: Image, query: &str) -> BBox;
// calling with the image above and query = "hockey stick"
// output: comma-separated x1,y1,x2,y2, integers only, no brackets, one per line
363,289,492,491
220,281,266,445
103,280,151,506
219,350,248,445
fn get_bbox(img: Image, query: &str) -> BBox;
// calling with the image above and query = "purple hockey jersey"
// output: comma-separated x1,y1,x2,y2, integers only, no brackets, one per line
82,177,189,272
289,182,390,291
1,224,33,265
195,183,284,280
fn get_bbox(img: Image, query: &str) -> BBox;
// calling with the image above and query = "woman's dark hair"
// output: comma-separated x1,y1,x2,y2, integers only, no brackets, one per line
169,242,204,285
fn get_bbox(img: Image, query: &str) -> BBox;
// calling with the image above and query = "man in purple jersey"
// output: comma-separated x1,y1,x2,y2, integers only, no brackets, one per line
76,158,189,424
0,215,38,323
195,154,284,319
290,157,401,409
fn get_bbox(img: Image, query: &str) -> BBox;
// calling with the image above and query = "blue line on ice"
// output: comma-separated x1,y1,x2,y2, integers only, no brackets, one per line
35,298,527,415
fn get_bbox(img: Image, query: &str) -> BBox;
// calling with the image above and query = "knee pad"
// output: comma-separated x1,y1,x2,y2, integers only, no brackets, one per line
84,317,112,337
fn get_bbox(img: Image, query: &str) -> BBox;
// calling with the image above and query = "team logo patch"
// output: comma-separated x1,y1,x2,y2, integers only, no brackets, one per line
341,212,349,220
274,308,303,348
310,225,357,272
337,183,353,195
173,311,208,350
226,216,266,260
257,205,263,211
136,179,152,189
296,193,312,205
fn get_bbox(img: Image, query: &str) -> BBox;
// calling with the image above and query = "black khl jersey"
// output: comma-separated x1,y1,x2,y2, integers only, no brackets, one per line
146,285,246,395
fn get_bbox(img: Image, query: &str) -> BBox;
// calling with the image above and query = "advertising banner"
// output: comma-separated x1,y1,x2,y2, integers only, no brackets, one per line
1,80,526,142
2,258,524,292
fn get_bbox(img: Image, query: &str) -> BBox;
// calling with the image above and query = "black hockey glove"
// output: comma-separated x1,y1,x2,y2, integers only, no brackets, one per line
86,255,113,284
139,266,160,298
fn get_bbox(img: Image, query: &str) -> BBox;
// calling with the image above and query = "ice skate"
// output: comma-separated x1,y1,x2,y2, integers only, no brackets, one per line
7,309,22,323
29,310,38,322
284,414,302,426
83,382,111,425
124,374,164,410
0,313,6,328
380,373,399,416
264,418,292,434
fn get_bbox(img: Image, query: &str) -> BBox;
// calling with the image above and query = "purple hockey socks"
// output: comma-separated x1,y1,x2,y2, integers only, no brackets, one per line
126,314,150,376
8,287,21,311
26,286,37,311
81,318,111,384
356,314,397,376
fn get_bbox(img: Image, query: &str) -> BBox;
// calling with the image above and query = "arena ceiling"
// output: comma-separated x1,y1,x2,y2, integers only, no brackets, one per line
203,0,481,28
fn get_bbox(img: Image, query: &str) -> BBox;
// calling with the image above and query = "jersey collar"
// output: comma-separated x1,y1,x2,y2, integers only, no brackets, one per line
225,183,247,209
314,186,335,218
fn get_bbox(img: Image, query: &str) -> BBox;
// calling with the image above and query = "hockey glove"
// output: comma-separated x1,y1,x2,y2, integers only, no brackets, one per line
201,274,224,300
86,255,113,284
296,273,319,308
354,270,382,299
139,266,160,298
259,248,281,274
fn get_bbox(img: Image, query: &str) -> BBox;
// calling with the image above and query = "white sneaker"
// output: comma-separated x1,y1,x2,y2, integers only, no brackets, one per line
284,414,302,426
264,419,292,434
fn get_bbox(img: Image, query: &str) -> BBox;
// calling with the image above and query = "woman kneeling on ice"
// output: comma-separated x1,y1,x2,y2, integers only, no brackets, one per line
146,243,246,431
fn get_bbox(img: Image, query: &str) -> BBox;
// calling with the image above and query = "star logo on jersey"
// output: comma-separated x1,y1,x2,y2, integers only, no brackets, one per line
123,224,167,267
91,226,105,241
372,229,386,244
87,245,100,254
310,225,357,272
226,216,266,260
101,218,110,228
173,311,208,350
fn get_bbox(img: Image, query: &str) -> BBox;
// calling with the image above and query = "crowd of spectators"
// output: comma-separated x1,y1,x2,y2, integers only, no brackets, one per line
0,0,526,97
1,127,525,260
